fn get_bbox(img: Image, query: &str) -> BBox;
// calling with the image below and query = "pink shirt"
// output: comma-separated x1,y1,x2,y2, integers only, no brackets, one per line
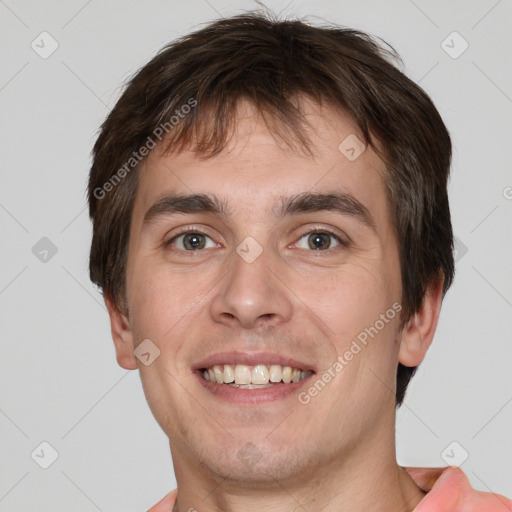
148,466,512,511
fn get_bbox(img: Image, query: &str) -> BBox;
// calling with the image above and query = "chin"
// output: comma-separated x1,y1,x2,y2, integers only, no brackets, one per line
196,440,316,487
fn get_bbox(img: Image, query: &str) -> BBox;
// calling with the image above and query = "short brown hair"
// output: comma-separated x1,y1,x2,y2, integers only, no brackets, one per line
88,10,455,407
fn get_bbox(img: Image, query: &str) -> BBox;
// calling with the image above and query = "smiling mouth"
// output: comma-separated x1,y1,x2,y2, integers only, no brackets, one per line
200,364,314,388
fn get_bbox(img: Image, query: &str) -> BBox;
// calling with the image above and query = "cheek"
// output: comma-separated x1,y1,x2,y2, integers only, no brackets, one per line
304,259,397,337
126,259,221,376
128,250,207,319
315,278,400,420
301,263,402,399
125,261,189,351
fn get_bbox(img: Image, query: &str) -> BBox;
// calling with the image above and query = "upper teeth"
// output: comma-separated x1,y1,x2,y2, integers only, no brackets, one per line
202,364,311,385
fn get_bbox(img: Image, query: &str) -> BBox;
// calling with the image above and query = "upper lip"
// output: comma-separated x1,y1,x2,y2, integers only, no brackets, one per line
192,351,316,372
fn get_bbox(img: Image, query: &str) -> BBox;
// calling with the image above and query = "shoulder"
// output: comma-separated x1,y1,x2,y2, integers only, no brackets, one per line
147,489,177,512
405,466,512,512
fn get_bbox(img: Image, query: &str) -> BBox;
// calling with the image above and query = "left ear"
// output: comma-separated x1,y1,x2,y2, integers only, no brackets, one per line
398,274,445,367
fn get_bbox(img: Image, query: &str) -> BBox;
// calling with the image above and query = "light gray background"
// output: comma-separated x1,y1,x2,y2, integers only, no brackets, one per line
1,0,511,510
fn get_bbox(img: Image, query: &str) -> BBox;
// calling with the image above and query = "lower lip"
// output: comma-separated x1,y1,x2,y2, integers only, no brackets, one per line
194,372,314,404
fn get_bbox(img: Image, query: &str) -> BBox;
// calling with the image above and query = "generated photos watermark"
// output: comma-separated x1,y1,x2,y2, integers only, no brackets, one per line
298,302,402,405
93,97,197,200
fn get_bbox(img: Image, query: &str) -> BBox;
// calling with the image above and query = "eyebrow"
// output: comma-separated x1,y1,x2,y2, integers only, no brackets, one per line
143,191,377,233
275,191,377,233
143,193,229,224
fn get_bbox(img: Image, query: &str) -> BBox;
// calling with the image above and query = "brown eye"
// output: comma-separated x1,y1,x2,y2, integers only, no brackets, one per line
296,230,345,251
183,233,206,250
308,233,334,250
166,232,216,251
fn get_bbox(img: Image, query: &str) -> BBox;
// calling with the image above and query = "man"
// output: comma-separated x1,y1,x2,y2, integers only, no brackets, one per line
87,11,512,512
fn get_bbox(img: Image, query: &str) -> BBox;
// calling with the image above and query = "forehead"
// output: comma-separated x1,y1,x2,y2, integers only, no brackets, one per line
133,98,390,231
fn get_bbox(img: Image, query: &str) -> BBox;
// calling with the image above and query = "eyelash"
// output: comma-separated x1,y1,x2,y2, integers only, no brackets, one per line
294,228,350,250
163,226,350,252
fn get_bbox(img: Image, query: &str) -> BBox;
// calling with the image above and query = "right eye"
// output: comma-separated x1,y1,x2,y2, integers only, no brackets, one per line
165,231,218,251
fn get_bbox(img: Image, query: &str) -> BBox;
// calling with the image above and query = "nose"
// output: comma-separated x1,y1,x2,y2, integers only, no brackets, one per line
209,244,293,329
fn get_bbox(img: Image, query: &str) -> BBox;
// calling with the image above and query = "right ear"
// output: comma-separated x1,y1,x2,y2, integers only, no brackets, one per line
104,292,138,370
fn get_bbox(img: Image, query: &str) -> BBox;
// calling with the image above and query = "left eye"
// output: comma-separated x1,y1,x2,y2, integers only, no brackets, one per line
167,232,217,251
296,231,341,251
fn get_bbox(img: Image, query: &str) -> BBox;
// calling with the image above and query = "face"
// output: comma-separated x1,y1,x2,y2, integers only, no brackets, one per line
114,98,407,486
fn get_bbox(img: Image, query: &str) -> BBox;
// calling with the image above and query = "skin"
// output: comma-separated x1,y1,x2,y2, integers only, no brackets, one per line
105,97,445,511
